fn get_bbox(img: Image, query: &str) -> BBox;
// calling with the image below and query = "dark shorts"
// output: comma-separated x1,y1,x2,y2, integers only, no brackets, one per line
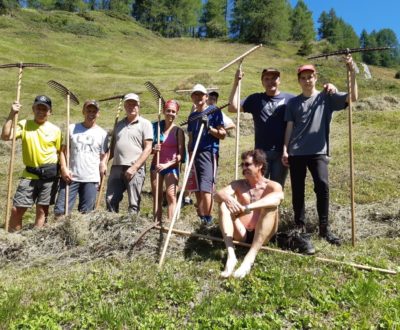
245,229,255,244
150,165,179,177
194,150,218,193
13,178,58,207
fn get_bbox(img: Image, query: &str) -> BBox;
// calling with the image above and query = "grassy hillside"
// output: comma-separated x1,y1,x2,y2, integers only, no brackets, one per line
0,10,399,328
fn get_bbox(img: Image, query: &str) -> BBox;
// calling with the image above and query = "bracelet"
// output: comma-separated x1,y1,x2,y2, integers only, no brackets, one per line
244,205,251,214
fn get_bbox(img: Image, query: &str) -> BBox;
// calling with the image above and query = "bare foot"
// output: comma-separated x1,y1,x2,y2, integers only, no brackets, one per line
220,256,238,278
233,261,253,279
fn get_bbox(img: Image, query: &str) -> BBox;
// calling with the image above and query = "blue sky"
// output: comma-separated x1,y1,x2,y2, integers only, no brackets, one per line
289,0,400,39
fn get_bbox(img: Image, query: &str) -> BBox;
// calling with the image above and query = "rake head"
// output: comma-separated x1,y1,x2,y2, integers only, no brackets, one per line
179,103,230,126
144,81,166,109
47,80,79,106
0,62,51,69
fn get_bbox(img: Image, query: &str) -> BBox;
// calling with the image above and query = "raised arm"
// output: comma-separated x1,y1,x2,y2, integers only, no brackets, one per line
228,69,244,114
346,54,358,102
1,102,20,141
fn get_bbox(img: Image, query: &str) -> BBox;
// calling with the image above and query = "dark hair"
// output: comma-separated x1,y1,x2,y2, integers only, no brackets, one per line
208,91,219,99
241,149,267,175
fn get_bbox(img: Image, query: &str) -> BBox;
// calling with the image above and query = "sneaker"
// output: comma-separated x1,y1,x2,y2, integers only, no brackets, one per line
182,197,193,206
200,215,213,226
276,230,315,255
319,228,341,246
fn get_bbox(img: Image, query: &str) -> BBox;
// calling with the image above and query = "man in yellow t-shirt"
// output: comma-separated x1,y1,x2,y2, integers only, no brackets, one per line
1,95,62,231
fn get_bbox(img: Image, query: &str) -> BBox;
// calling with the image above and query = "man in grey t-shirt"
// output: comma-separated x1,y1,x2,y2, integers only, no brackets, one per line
282,55,358,253
106,93,153,214
55,100,109,216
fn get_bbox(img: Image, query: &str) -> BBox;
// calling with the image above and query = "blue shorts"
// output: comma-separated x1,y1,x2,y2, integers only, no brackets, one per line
150,165,179,176
194,150,218,193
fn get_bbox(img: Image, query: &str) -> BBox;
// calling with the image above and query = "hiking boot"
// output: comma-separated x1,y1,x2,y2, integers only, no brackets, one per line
292,232,316,255
319,227,341,246
276,230,315,255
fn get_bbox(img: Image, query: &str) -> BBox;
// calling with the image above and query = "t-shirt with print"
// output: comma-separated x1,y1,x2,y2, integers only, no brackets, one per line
243,92,294,153
68,123,109,183
16,119,62,179
187,105,224,154
112,116,153,167
285,91,348,156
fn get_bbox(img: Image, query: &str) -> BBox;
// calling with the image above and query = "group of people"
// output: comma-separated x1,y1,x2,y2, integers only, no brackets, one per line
1,54,357,278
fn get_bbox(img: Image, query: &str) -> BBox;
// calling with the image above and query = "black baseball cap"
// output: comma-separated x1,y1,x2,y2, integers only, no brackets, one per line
33,95,52,109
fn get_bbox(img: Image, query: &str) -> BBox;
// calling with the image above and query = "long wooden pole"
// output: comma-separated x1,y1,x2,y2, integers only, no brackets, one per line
96,98,123,210
347,67,356,247
234,61,243,180
217,44,262,72
5,65,23,231
158,123,205,268
154,97,162,222
154,225,397,275
217,44,262,179
65,93,71,216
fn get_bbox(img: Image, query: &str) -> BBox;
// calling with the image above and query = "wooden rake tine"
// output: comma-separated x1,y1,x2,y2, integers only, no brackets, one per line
1,62,51,231
95,95,125,210
144,81,166,222
144,81,166,109
47,80,79,216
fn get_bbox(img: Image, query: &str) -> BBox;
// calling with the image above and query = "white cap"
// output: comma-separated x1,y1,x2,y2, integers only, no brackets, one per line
191,84,207,95
123,93,140,103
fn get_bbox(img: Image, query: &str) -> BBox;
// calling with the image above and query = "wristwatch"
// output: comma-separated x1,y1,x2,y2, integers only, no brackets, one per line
244,205,251,214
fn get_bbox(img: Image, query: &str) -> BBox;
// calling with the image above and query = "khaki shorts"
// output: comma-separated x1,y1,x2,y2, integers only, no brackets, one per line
13,178,59,207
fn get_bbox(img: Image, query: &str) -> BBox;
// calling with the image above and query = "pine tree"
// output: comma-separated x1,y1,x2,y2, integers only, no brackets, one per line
132,0,202,38
290,0,314,42
231,0,291,44
0,0,19,13
200,0,228,38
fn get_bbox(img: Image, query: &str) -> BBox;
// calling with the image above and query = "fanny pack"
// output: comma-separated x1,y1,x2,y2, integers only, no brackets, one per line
26,164,59,180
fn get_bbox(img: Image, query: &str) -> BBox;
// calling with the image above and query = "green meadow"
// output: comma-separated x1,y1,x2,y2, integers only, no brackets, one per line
0,9,399,328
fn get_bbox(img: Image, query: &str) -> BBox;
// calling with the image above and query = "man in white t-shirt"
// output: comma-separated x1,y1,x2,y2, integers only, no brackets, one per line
54,100,109,216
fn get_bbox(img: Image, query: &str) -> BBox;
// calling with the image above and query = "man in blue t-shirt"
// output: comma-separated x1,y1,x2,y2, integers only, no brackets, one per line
228,67,294,188
187,83,226,225
282,55,358,253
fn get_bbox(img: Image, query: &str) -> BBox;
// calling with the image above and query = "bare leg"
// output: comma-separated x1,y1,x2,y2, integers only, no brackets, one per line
219,202,246,278
35,204,49,228
8,206,27,232
197,191,213,216
234,207,279,279
151,170,164,222
164,172,178,220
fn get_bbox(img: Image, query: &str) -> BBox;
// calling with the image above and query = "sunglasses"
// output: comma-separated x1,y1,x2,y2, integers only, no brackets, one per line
240,162,254,168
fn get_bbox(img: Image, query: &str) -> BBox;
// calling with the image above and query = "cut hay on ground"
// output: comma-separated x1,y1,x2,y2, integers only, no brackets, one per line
1,200,399,270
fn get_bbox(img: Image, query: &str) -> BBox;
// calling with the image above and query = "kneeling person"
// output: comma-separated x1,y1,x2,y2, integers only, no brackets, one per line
214,149,283,278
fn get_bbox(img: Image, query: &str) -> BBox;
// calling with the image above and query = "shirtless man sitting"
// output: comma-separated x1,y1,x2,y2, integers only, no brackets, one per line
214,149,283,278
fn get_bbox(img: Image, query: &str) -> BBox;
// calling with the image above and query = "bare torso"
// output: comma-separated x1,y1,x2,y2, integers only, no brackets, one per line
233,177,271,230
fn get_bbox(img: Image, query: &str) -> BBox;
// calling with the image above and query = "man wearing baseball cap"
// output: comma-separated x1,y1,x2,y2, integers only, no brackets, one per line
187,83,226,225
228,67,294,188
1,95,62,231
54,100,109,216
282,55,358,253
106,92,153,214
